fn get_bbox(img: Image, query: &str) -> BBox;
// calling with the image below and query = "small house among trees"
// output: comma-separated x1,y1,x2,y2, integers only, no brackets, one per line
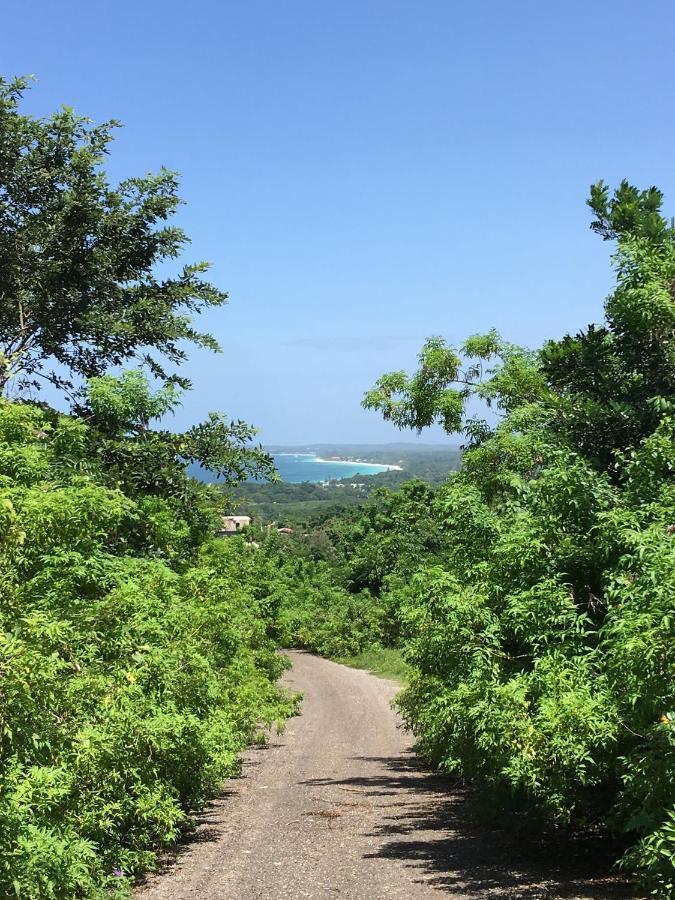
220,515,252,536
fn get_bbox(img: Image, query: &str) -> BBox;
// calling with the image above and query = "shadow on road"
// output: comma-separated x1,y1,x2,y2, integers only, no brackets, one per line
302,752,638,899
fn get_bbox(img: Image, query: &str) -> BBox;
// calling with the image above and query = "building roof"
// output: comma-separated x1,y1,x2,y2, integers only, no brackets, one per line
221,515,252,533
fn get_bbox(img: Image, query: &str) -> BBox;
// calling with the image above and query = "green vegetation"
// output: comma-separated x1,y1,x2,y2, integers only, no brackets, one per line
0,381,295,899
205,445,462,527
0,80,290,899
0,76,228,395
1,72,673,898
338,649,409,683
229,477,371,525
269,181,675,897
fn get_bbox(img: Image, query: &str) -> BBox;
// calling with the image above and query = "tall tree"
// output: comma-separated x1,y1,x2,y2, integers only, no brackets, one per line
0,76,227,395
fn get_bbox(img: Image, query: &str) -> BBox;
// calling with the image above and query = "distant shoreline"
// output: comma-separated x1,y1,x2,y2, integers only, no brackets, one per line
273,452,403,472
312,456,403,471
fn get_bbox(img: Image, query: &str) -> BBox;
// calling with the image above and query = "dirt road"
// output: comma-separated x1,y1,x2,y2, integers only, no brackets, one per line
136,651,634,900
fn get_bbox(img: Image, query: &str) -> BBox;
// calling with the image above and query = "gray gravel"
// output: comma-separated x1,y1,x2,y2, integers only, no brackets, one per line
136,651,636,900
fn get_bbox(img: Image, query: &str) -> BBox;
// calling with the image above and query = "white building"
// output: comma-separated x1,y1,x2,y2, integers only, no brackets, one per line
220,515,252,536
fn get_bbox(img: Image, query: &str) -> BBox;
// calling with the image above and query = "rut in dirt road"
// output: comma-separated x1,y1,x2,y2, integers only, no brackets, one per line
136,652,635,900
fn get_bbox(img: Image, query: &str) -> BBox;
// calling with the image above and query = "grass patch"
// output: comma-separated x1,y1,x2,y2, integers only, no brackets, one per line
338,648,410,683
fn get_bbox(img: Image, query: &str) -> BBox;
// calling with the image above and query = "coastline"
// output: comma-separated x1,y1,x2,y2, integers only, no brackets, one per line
272,452,403,472
312,456,403,471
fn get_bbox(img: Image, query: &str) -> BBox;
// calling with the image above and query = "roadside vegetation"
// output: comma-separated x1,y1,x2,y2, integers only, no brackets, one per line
266,182,675,897
1,72,673,898
338,649,410,683
0,78,292,899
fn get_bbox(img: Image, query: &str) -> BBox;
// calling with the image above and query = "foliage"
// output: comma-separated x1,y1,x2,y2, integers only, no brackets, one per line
0,383,290,899
338,648,410,683
363,330,545,438
350,181,675,896
0,76,227,395
0,78,294,898
259,535,385,658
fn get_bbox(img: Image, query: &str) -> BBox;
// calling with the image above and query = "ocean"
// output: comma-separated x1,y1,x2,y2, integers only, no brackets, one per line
189,453,393,484
274,453,391,483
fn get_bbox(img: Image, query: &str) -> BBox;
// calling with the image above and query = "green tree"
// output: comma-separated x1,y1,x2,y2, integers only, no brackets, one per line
361,181,675,896
0,78,289,899
362,329,546,444
0,76,226,395
0,400,293,898
541,183,675,469
78,371,276,556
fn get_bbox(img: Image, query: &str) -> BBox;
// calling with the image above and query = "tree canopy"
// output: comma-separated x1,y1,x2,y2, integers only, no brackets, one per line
0,76,227,396
284,180,675,897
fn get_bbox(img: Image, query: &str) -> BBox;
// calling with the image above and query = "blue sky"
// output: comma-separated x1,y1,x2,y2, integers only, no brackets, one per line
4,1,675,443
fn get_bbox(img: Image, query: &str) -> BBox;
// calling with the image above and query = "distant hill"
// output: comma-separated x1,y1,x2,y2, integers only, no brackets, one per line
269,442,461,456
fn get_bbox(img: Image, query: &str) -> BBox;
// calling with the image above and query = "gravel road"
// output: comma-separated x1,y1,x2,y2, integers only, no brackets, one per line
136,651,635,900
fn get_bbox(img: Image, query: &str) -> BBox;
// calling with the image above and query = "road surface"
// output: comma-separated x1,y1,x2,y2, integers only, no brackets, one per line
136,651,635,900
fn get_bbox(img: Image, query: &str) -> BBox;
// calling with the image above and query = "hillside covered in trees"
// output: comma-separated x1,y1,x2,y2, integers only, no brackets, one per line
227,445,462,525
0,73,674,899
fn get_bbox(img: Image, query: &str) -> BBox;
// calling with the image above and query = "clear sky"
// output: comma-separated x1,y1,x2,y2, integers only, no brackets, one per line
4,1,675,443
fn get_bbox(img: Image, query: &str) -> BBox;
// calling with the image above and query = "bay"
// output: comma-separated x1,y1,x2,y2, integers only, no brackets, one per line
189,453,394,484
274,453,392,483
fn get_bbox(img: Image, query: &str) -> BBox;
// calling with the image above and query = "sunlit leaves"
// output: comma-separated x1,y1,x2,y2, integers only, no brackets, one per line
358,181,675,895
0,77,227,396
0,392,291,898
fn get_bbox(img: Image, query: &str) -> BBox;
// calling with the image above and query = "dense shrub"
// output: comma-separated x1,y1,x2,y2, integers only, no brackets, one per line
0,395,292,899
0,82,293,898
294,183,675,897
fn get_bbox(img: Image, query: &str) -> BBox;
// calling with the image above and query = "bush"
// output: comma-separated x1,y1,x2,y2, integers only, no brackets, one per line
353,183,675,895
0,396,292,898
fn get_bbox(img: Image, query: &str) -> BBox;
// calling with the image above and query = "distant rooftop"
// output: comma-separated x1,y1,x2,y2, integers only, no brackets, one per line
221,515,252,535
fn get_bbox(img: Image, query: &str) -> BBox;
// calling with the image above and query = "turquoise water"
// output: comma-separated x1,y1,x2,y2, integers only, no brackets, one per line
274,453,391,483
189,453,392,484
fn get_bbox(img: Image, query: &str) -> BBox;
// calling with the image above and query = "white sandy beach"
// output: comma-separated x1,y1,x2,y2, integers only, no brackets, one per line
313,456,403,471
